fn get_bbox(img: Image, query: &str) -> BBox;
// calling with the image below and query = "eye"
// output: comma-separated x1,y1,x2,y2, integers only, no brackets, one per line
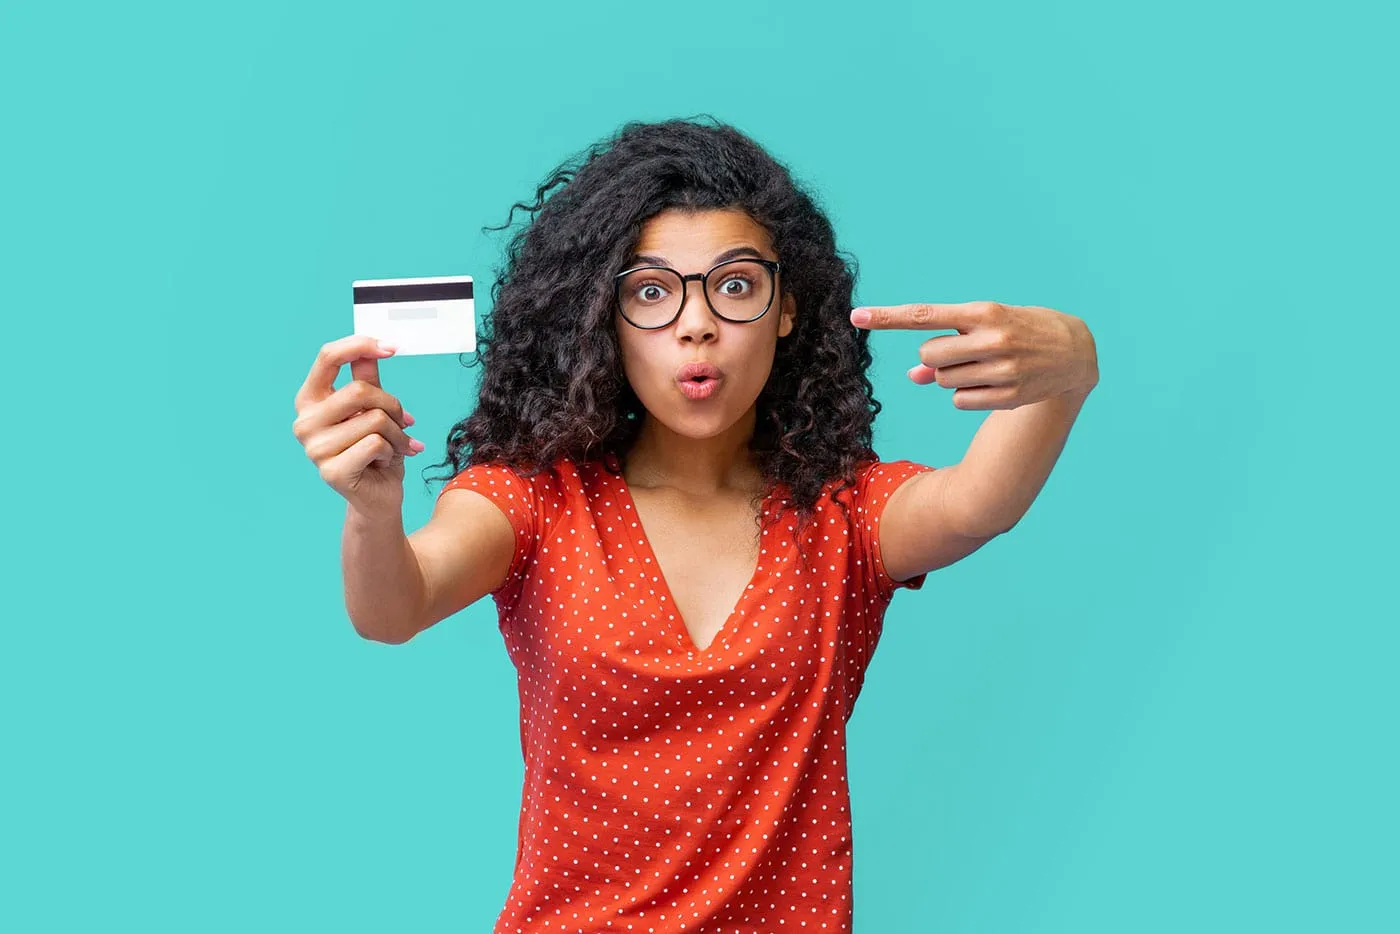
716,274,753,296
632,280,671,303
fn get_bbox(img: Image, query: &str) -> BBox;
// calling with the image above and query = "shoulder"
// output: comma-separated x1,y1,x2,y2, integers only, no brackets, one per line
859,457,935,496
441,455,622,515
822,457,935,510
443,455,587,490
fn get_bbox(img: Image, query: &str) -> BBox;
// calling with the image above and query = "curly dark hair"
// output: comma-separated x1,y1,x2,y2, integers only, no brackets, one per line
421,114,883,527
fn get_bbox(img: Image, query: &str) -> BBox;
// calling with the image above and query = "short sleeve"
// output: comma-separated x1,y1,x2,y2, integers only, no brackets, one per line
853,459,936,605
436,462,537,600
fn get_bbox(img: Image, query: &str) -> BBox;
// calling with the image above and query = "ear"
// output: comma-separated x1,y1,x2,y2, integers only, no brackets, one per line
777,292,796,338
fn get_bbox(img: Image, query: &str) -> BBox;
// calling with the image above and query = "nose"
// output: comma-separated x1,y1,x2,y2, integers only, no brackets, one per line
672,281,719,344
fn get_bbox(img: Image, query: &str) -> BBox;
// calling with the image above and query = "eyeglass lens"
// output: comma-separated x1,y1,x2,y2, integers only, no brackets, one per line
616,260,773,328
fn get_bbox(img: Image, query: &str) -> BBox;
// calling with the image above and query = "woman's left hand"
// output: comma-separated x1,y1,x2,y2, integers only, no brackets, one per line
850,301,1099,410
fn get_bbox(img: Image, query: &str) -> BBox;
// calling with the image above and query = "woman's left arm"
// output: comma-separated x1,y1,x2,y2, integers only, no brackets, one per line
850,301,1100,580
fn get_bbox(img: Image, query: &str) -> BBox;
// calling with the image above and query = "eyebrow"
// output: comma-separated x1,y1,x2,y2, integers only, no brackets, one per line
625,245,768,269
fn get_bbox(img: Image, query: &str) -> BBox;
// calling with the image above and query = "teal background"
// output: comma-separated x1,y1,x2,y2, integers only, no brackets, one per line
4,0,1396,930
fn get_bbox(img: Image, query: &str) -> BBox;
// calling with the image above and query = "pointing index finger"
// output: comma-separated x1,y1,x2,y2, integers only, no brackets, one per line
850,302,985,331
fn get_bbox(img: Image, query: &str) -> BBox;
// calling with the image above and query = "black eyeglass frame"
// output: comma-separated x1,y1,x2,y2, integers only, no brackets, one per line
612,257,782,330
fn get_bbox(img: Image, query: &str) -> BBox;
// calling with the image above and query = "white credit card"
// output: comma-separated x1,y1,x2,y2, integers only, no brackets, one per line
352,275,475,355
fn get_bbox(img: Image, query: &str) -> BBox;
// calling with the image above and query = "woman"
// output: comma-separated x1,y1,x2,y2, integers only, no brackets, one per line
292,116,1098,932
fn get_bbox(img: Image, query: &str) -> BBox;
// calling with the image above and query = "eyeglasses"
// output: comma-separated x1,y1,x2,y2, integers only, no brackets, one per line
613,257,781,330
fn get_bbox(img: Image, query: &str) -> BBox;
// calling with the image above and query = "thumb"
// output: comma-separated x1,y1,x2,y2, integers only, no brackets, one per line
350,355,382,388
908,364,939,385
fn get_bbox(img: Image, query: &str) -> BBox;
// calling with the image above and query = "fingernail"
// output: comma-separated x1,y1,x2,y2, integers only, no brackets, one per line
377,340,398,353
850,308,871,327
409,438,426,452
403,410,416,426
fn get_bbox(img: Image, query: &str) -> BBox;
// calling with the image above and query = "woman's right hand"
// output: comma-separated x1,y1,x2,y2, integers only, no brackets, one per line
292,334,426,516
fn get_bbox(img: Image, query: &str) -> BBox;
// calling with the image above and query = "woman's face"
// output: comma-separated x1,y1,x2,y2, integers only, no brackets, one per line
614,207,796,441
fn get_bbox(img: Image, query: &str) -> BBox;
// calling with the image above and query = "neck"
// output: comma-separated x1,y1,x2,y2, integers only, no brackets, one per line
623,406,763,496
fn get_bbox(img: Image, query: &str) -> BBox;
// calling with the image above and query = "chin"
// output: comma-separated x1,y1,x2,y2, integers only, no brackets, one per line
656,410,740,440
639,396,750,440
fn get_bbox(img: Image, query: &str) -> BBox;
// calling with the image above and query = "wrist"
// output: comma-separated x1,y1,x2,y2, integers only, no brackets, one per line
1067,317,1099,395
345,501,404,529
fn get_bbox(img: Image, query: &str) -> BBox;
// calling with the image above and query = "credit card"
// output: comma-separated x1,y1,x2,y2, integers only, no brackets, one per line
352,275,475,355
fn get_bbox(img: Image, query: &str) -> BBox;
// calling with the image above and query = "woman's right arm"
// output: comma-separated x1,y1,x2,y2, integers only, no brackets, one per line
342,490,515,644
293,334,516,643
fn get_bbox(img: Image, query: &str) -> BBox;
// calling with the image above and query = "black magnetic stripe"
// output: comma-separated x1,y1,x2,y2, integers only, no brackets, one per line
353,281,473,303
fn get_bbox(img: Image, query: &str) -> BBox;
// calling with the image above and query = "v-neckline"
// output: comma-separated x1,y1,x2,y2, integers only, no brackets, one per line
609,465,774,657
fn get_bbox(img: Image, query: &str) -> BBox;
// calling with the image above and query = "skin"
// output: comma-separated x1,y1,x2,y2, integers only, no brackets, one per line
294,207,1099,647
614,207,796,651
615,210,1103,649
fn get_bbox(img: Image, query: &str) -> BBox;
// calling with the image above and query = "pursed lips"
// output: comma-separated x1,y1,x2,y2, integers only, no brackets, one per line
675,361,724,400
676,361,723,383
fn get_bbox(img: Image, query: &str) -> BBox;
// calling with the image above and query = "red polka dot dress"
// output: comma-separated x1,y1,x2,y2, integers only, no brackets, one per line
437,454,933,932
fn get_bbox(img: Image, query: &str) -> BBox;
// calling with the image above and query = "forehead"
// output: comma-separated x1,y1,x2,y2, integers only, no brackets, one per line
631,208,774,262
